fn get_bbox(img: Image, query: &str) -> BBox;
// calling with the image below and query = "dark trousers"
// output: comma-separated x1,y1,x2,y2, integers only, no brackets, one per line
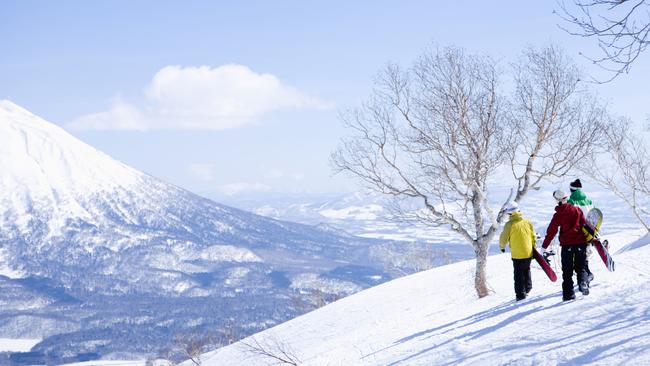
561,245,587,298
512,258,532,299
584,258,593,279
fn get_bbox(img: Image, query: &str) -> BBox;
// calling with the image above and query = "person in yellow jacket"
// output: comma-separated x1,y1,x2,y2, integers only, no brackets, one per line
500,202,536,301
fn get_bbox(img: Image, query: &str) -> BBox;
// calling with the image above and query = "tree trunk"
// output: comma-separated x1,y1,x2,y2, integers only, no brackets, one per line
473,239,490,298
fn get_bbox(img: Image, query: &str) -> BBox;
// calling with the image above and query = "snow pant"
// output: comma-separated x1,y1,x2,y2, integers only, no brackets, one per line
512,258,532,299
561,244,587,298
584,258,593,282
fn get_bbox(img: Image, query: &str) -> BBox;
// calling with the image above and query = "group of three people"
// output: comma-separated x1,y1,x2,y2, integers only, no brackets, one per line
499,179,594,301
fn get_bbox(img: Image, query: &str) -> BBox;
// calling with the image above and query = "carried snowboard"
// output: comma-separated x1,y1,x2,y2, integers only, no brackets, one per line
532,247,558,282
583,208,616,272
594,239,615,271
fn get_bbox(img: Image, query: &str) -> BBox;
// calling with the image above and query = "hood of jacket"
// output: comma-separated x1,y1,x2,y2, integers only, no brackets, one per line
500,211,534,259
508,211,523,222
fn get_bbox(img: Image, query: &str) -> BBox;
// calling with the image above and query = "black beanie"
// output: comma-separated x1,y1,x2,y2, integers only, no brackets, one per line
570,179,582,191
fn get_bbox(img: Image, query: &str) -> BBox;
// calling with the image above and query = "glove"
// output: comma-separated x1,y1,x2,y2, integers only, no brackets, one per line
501,248,505,253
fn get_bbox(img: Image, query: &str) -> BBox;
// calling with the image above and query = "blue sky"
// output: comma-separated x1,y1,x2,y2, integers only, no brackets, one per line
2,1,649,202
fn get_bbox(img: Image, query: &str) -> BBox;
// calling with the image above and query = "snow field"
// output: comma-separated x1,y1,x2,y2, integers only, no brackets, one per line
192,230,650,365
0,338,41,352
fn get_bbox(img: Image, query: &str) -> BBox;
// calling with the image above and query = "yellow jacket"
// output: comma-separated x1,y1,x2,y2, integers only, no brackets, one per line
499,212,536,259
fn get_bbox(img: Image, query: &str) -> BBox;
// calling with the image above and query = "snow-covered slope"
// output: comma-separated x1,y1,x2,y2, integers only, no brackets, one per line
194,230,650,365
0,100,405,361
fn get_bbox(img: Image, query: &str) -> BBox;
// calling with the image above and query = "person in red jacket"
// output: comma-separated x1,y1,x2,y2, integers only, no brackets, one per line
542,189,589,301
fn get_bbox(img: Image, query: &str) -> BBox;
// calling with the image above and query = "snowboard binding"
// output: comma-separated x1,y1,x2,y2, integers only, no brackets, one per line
542,249,555,264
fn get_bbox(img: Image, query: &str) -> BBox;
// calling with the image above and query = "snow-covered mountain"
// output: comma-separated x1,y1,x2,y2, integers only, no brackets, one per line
188,227,650,365
0,101,377,287
0,100,420,363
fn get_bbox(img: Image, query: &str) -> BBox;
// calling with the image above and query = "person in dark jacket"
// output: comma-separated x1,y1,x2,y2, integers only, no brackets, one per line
542,189,589,301
568,178,595,286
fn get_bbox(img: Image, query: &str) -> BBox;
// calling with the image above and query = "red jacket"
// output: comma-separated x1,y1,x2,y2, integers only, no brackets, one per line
542,203,587,248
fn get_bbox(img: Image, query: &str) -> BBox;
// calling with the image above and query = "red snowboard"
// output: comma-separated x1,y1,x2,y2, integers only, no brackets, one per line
533,247,558,282
593,239,616,272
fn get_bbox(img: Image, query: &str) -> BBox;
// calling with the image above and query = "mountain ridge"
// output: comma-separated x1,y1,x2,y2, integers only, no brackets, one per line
0,100,400,362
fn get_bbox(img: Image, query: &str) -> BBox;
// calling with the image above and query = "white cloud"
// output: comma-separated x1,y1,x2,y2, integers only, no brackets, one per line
216,182,272,196
67,98,148,131
68,64,331,131
188,163,215,182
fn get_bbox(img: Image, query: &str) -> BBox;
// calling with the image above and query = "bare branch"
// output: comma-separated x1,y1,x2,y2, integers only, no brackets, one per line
509,45,607,202
241,336,301,365
174,332,216,366
583,116,650,231
557,0,650,81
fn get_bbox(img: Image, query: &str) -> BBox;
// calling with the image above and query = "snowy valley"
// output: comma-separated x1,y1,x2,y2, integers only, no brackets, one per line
0,100,444,364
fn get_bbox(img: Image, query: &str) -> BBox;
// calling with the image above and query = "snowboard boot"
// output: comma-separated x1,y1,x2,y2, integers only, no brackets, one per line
578,278,589,296
563,293,576,301
587,272,595,284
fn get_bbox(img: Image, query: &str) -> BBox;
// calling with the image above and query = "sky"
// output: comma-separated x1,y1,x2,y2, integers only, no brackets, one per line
2,1,650,203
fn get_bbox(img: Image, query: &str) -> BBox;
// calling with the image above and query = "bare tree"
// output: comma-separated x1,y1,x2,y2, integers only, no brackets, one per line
508,45,608,201
332,45,606,298
370,243,451,275
585,117,650,231
174,332,215,366
332,47,510,297
241,336,301,365
216,321,240,347
395,247,437,274
557,0,650,81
